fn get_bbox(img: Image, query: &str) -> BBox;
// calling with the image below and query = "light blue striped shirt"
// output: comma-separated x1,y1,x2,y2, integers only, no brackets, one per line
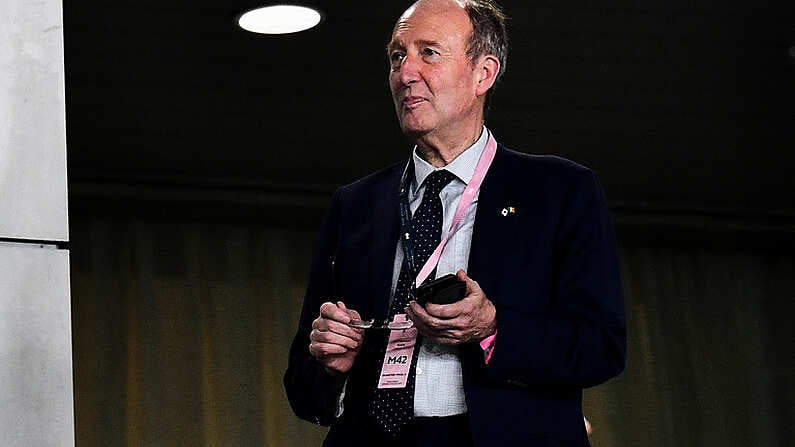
392,126,489,416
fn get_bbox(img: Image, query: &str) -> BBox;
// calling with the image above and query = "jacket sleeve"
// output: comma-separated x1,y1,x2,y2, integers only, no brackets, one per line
484,169,626,389
283,188,347,426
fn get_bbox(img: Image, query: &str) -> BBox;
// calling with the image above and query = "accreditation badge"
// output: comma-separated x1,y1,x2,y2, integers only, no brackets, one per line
377,314,418,389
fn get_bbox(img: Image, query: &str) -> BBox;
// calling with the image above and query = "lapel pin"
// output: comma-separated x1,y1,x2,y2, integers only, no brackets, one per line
500,206,516,217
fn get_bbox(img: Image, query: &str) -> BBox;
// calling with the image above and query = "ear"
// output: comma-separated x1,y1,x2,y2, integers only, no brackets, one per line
474,54,500,97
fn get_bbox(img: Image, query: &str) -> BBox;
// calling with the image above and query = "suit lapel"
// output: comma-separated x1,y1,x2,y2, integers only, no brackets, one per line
370,165,403,320
468,145,511,293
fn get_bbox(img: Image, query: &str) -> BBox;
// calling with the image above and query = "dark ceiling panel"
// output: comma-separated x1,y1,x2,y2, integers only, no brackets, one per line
64,0,795,214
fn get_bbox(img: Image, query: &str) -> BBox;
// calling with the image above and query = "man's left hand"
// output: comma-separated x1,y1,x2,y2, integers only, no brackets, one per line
405,269,496,345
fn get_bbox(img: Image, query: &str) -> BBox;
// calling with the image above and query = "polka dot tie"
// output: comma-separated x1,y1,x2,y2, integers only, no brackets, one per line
369,169,457,437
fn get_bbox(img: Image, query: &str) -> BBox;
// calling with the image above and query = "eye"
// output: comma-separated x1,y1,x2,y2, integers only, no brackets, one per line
422,47,439,58
389,51,405,69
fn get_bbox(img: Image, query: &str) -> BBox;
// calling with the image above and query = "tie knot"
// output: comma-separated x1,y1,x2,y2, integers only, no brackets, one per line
422,169,456,197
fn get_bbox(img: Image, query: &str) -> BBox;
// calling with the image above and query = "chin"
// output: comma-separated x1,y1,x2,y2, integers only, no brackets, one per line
399,124,430,141
399,117,432,139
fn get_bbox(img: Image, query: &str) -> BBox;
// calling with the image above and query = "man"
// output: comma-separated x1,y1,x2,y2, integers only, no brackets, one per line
284,1,626,446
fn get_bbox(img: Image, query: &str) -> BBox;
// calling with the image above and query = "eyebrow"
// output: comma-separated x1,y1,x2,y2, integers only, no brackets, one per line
415,39,442,49
386,38,443,54
386,40,402,54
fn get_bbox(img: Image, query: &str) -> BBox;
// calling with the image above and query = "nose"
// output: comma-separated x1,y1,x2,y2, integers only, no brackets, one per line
397,54,420,86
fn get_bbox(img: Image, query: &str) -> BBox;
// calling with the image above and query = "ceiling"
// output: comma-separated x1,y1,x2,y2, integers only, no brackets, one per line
64,0,795,216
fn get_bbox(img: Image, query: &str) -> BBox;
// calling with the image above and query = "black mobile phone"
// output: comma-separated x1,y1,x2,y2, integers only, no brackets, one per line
414,273,466,306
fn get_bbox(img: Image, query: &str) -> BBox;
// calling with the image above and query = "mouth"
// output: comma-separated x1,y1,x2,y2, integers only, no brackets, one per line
402,96,426,110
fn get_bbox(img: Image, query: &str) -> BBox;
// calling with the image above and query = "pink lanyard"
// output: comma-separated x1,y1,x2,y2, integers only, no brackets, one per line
412,133,497,288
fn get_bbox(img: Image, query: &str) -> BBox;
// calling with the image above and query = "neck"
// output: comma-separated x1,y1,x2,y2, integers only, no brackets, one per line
415,124,483,168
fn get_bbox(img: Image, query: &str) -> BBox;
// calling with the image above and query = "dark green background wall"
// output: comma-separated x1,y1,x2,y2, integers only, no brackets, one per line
69,197,794,446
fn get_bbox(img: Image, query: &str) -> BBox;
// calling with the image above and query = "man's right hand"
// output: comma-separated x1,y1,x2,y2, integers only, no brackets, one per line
308,301,364,376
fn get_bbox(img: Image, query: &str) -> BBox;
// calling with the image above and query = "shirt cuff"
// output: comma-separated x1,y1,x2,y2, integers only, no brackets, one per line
479,330,497,364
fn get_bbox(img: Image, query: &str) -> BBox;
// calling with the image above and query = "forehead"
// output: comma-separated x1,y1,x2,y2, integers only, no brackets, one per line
389,0,472,49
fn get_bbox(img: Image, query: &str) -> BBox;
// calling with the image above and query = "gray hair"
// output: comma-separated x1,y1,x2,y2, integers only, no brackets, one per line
462,0,509,85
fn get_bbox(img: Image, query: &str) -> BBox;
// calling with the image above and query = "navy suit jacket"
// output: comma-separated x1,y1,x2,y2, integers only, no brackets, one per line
284,144,626,446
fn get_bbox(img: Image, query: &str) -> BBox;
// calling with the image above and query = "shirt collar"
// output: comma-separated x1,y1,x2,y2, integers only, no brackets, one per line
411,126,489,192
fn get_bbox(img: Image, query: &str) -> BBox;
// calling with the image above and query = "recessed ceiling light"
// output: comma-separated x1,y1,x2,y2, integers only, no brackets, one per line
238,5,322,35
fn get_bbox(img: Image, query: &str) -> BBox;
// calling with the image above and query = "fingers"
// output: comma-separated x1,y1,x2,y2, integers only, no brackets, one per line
416,276,483,321
309,301,364,363
309,340,351,357
338,301,362,321
407,300,464,329
405,271,496,345
457,269,485,302
424,300,464,319
312,315,362,340
405,301,466,345
310,320,361,350
320,301,352,323
315,301,364,338
457,269,478,294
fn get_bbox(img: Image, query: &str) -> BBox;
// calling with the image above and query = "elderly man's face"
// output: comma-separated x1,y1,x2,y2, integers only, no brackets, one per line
387,1,482,141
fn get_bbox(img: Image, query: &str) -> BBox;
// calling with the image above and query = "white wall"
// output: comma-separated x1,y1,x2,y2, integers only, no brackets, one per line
0,0,69,241
0,0,74,445
0,243,73,446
